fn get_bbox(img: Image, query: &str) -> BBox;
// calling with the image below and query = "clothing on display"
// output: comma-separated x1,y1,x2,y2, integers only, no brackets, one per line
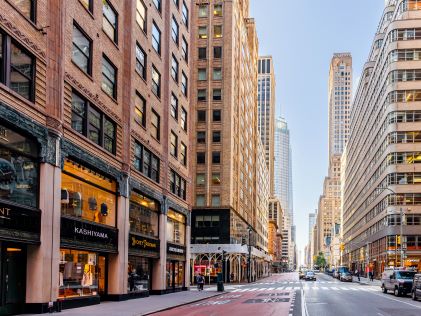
71,192,82,216
88,197,97,210
100,203,108,216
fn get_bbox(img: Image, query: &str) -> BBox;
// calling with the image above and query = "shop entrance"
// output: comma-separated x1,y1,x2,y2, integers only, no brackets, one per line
0,243,26,316
166,260,185,290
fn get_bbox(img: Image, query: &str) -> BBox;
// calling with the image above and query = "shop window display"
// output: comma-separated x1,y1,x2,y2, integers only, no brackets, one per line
128,256,151,293
166,261,184,289
59,249,106,298
61,160,116,227
129,192,159,237
166,209,186,245
0,124,39,207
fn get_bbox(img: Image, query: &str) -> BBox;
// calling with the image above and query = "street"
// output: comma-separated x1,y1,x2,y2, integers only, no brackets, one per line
151,273,421,316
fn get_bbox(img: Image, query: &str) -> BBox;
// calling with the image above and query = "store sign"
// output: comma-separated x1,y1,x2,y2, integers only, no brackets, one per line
0,201,41,239
129,234,160,252
167,243,186,256
60,217,118,247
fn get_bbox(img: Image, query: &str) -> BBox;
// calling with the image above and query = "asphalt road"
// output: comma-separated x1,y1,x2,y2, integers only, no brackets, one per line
152,272,421,316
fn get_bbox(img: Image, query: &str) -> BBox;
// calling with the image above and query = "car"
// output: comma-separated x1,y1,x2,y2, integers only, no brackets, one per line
339,271,353,282
299,270,306,279
412,273,421,301
381,269,416,296
334,266,350,279
304,271,316,281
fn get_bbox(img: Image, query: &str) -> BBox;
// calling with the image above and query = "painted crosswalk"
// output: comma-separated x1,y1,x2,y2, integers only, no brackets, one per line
231,286,380,293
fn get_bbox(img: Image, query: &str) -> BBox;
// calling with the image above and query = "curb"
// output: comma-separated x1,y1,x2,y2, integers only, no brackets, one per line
141,292,227,316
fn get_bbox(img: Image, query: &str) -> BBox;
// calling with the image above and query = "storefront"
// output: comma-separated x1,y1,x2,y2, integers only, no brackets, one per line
166,209,186,291
59,159,118,309
0,123,41,315
128,191,160,297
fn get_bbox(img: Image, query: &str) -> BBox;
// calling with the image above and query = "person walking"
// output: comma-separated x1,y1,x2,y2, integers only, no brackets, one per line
355,269,360,282
197,274,204,291
369,271,374,282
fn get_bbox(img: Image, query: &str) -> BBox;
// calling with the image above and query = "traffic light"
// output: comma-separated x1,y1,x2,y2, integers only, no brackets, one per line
340,243,345,251
397,235,401,245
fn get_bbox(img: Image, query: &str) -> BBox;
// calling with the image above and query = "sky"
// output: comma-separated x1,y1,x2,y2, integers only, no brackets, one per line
249,0,386,262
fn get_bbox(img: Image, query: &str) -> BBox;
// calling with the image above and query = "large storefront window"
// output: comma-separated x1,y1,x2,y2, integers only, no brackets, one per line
128,256,151,293
61,160,116,227
0,124,39,207
129,192,159,237
166,261,184,289
167,209,186,245
59,249,106,299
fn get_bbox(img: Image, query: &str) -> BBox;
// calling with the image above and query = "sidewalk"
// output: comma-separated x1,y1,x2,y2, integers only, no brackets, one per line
352,276,381,286
24,290,225,316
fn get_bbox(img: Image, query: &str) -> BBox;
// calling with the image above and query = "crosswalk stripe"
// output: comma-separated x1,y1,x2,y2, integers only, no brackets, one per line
294,287,300,290
331,287,339,290
340,287,349,290
276,287,284,290
322,287,329,290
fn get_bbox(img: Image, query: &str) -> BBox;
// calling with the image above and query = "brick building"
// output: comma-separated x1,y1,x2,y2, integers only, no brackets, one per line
0,0,191,313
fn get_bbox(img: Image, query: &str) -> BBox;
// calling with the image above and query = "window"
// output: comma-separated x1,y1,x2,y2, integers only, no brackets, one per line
171,16,179,44
170,131,178,157
198,68,207,81
181,37,188,62
135,92,146,127
0,34,35,101
214,46,222,58
212,152,221,164
181,107,187,131
212,131,221,142
213,89,222,101
180,142,187,166
198,89,206,101
102,56,117,98
181,72,188,96
135,43,147,79
196,195,205,206
214,25,222,38
197,131,206,143
72,24,92,75
152,22,161,54
171,55,179,82
198,4,208,17
197,152,205,164
169,171,187,200
129,192,159,237
103,1,118,43
196,174,205,186
212,173,221,185
211,195,221,206
151,109,160,140
182,2,189,27
152,66,161,97
134,142,160,183
213,110,221,121
71,92,116,154
197,110,206,122
198,47,207,59
214,4,222,16
153,0,161,12
10,0,36,22
213,68,222,80
170,93,178,119
198,26,207,39
136,0,147,32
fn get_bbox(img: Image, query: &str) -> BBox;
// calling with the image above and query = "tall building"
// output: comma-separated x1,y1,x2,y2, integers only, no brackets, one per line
274,117,293,269
309,213,316,238
258,56,276,194
268,197,283,270
315,53,352,266
190,0,271,282
343,0,421,276
0,0,192,313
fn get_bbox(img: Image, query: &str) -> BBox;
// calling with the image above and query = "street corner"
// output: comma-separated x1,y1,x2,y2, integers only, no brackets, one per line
151,290,301,316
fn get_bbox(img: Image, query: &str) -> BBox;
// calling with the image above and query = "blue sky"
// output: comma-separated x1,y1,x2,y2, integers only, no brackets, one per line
249,0,385,261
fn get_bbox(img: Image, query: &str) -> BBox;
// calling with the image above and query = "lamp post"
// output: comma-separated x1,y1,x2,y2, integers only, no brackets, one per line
247,225,252,283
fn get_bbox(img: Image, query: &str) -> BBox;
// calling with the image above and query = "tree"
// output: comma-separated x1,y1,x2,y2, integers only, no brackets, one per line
315,252,326,269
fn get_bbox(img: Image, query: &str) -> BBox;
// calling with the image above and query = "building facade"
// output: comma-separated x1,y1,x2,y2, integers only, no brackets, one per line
274,117,294,269
0,0,192,314
343,0,421,276
258,56,276,195
190,0,271,283
268,197,283,270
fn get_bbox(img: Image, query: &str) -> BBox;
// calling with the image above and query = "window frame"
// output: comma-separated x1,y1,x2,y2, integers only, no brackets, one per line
151,65,161,98
134,91,146,127
171,15,179,45
181,71,188,96
180,142,187,166
152,21,161,55
10,0,37,22
181,107,187,131
134,141,160,183
182,1,189,28
136,0,147,33
151,109,161,140
181,36,188,62
72,22,93,75
71,91,117,154
102,0,118,44
101,54,117,99
171,54,179,83
170,93,179,120
135,42,147,80
153,0,162,12
170,131,178,158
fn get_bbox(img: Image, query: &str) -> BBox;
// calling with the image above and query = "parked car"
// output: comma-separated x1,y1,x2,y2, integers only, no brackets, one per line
304,271,316,281
412,273,421,301
334,266,350,279
381,269,416,296
340,271,353,282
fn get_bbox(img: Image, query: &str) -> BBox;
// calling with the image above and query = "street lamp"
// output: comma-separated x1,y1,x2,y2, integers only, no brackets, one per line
247,225,252,283
377,186,408,267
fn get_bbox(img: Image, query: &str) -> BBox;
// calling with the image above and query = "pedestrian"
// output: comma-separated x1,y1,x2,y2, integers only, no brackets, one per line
230,272,234,283
355,269,360,282
197,274,204,291
369,271,374,282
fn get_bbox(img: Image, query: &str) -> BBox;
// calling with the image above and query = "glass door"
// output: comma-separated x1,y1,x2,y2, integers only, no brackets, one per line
98,255,106,296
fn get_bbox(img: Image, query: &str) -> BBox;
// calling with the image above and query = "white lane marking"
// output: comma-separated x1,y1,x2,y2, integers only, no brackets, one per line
285,286,292,290
349,287,358,291
322,287,329,290
257,288,267,291
331,287,339,290
367,291,421,309
247,288,258,292
312,287,319,290
340,287,350,291
276,287,284,290
294,287,301,290
266,287,275,290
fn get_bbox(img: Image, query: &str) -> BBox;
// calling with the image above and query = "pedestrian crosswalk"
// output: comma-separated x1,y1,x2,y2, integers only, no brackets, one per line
256,281,344,285
231,285,380,293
